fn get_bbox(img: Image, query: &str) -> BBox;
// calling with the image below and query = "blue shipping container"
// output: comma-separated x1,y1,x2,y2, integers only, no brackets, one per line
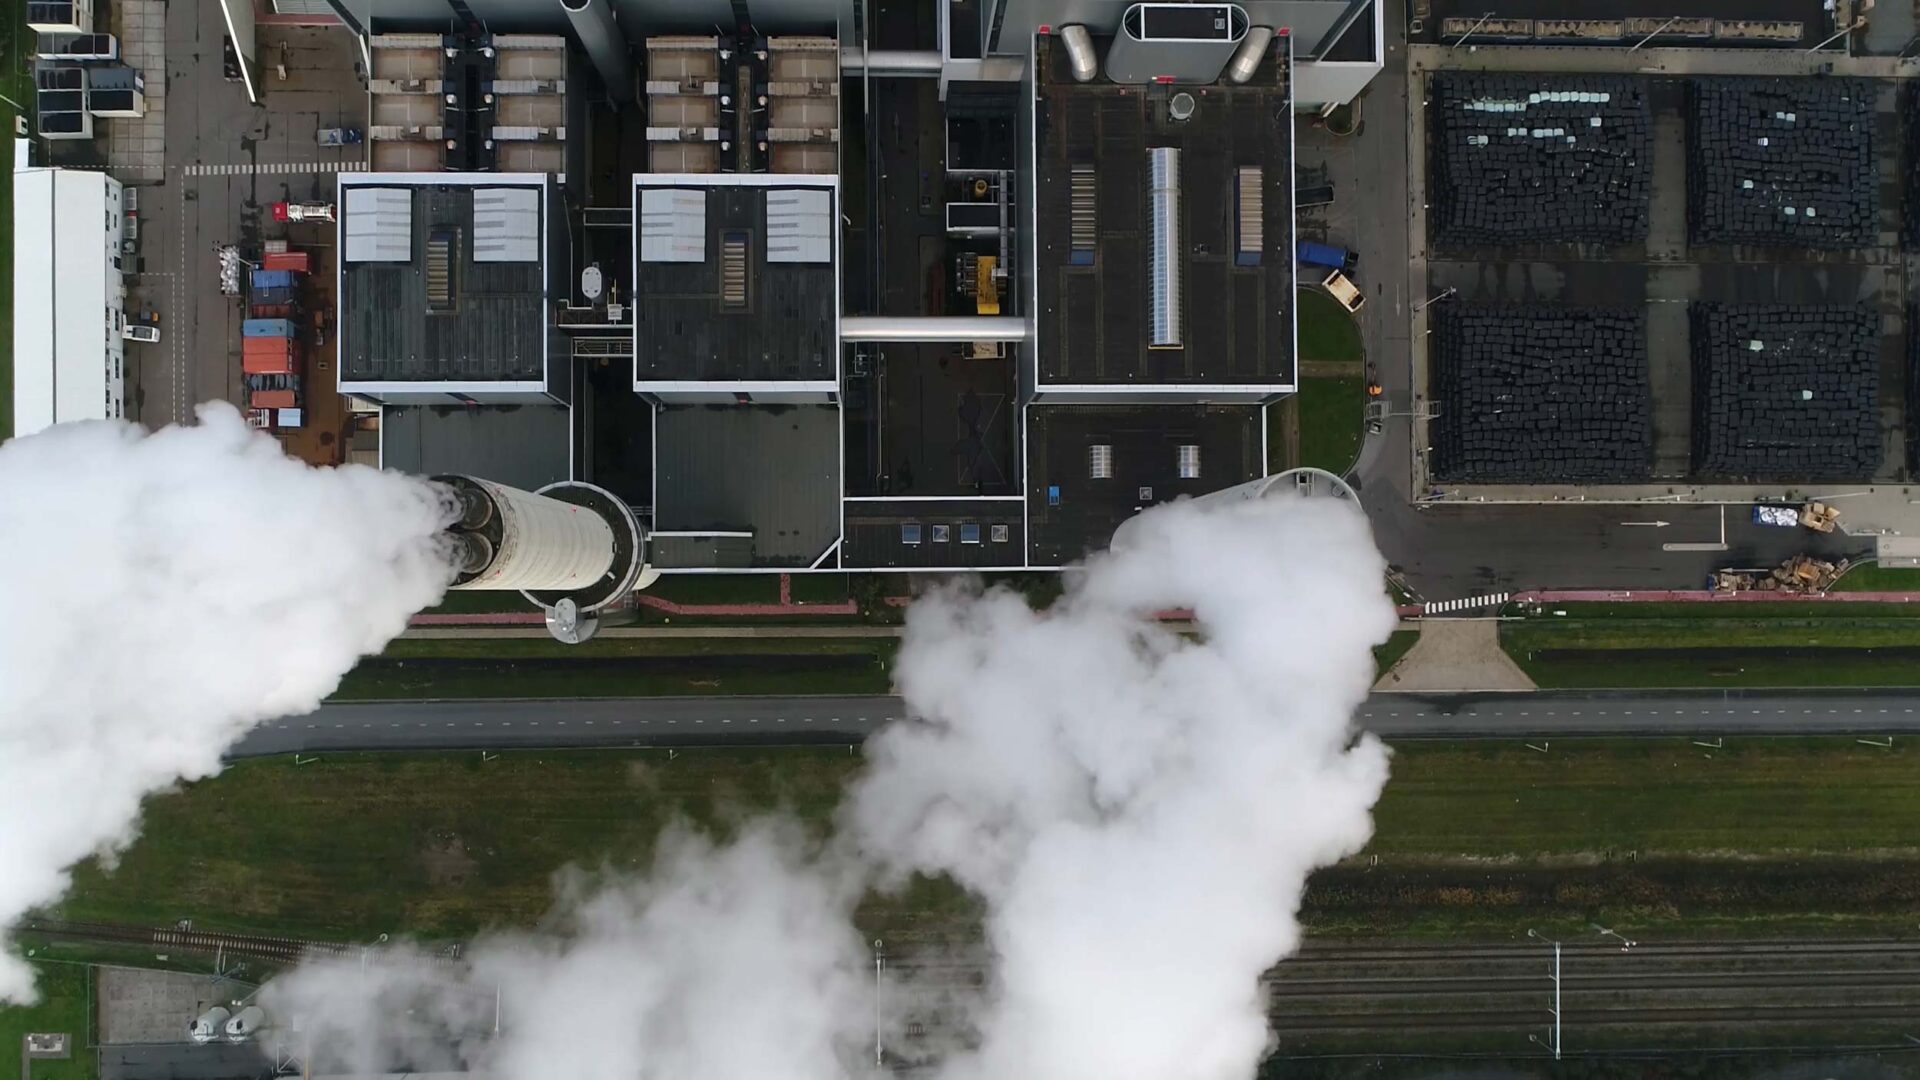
242,318,295,338
251,269,296,289
1295,241,1354,271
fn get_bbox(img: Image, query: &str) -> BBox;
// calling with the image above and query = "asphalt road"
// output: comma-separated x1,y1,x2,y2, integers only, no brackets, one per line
230,689,1920,757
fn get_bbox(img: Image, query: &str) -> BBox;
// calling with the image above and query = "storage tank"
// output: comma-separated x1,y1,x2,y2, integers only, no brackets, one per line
188,1006,230,1044
435,475,648,643
223,1005,266,1043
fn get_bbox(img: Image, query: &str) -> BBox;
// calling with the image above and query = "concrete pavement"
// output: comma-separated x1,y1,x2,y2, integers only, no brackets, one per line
229,689,1920,756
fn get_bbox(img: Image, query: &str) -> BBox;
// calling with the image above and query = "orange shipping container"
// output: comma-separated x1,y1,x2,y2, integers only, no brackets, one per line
261,251,312,273
250,389,300,409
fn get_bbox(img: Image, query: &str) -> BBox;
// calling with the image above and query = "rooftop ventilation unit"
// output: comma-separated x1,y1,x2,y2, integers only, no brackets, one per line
1089,443,1114,479
425,227,456,310
1148,146,1182,350
720,229,749,308
1070,165,1097,263
1235,166,1263,266
1177,444,1201,479
1105,3,1248,85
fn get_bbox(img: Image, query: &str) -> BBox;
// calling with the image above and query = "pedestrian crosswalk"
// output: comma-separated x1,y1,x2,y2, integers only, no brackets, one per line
182,161,368,177
1423,592,1511,614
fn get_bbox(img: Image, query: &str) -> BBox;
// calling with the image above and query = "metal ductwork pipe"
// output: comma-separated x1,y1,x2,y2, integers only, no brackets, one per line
435,475,650,642
558,0,634,103
1059,24,1098,82
840,316,1030,343
840,47,942,75
1224,25,1274,83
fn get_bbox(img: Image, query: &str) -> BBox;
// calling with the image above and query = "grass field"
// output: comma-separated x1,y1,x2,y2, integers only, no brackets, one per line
0,961,94,1080
1294,376,1365,476
332,637,897,700
46,737,1920,946
1503,613,1920,688
1371,629,1416,676
1295,288,1363,364
1833,562,1920,592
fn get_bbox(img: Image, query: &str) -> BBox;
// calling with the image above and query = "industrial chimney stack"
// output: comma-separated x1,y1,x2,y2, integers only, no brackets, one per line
436,475,649,643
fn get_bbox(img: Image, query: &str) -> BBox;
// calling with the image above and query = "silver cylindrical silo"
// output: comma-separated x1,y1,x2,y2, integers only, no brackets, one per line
224,1005,266,1043
189,1007,230,1044
438,475,617,593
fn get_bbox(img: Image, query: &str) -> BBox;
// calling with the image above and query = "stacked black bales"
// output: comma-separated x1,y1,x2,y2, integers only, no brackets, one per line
1432,306,1652,483
1905,84,1920,250
1430,74,1651,246
1686,77,1876,249
1690,303,1880,480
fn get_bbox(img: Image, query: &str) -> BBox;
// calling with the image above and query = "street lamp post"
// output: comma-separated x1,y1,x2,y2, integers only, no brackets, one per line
1629,16,1678,51
1525,929,1562,1060
1591,922,1636,951
1415,286,1456,313
1452,11,1496,49
873,939,885,1070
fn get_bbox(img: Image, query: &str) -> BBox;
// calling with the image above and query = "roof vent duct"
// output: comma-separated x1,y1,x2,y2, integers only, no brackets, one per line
1223,25,1273,84
1059,24,1099,82
558,0,635,102
1104,3,1248,85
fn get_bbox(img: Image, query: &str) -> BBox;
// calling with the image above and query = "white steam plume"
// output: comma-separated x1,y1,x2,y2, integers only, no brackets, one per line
264,824,870,1079
0,405,457,1002
258,492,1393,1080
846,494,1396,1080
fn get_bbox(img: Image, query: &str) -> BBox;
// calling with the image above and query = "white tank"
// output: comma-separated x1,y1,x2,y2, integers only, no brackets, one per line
189,1006,230,1044
442,476,617,593
224,1004,267,1042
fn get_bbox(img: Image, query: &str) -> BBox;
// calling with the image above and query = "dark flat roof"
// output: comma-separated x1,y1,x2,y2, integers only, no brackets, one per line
1025,404,1264,565
842,498,1025,569
652,404,840,567
633,182,836,383
379,404,571,490
341,183,546,383
1033,37,1294,387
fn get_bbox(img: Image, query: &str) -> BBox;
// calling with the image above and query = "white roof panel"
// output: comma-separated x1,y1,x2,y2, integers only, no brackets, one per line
765,187,830,264
343,186,414,263
638,187,706,263
472,186,540,263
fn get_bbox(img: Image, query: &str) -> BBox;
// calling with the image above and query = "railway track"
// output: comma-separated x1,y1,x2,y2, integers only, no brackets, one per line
21,918,375,965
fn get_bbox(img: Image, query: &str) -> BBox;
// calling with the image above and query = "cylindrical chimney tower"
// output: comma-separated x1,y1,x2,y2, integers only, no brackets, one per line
435,475,648,643
559,0,635,103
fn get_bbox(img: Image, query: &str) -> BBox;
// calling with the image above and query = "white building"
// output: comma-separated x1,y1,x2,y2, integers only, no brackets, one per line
12,166,126,438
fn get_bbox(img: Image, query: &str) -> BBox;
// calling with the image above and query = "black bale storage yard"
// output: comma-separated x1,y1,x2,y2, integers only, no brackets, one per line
1431,306,1652,483
1686,77,1876,249
1429,73,1652,246
1690,303,1880,480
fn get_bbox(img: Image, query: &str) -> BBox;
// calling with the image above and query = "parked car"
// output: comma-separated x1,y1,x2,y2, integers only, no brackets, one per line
124,323,161,343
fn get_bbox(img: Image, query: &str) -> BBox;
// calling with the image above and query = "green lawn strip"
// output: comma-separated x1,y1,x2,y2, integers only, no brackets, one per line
1833,561,1920,592
333,637,897,700
48,739,1920,947
1295,376,1365,475
1502,616,1920,688
1371,630,1416,677
1294,287,1363,365
0,961,94,1080
1510,600,1920,619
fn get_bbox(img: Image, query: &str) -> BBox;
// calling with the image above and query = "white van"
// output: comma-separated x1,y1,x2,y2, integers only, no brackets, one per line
124,323,161,343
1321,269,1366,313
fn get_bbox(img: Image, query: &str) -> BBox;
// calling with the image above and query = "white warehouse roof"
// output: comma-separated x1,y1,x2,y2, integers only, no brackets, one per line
12,166,124,438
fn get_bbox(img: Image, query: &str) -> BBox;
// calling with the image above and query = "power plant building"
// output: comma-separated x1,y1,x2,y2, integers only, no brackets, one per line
339,2,1349,572
11,164,127,438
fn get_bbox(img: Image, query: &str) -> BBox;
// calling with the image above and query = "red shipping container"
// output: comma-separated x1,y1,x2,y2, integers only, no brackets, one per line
249,303,293,319
261,251,312,274
242,340,300,375
250,389,301,409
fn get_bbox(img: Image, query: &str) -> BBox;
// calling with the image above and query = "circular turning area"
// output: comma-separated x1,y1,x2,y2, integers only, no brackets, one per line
1258,467,1359,502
